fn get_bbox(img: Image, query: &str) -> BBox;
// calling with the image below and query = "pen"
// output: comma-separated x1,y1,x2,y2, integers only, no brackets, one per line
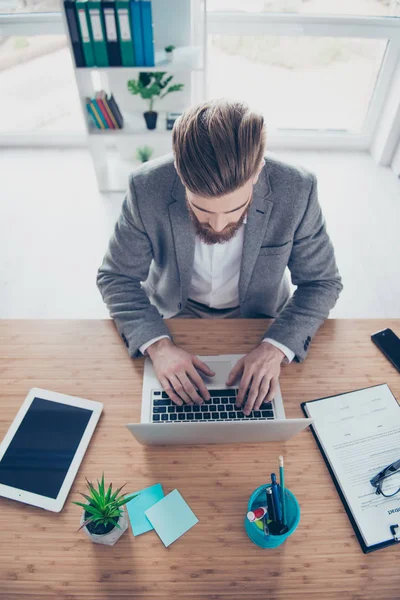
271,473,282,524
266,487,281,535
279,455,286,527
266,487,276,522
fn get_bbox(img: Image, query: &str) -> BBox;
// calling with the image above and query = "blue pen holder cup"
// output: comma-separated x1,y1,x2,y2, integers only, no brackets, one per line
244,484,300,549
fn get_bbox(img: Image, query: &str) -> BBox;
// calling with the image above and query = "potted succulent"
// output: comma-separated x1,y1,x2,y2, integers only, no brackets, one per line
127,72,184,130
73,475,137,546
164,44,176,62
136,145,154,163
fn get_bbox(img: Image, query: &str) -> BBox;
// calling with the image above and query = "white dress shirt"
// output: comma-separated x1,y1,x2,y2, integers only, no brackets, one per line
140,220,295,363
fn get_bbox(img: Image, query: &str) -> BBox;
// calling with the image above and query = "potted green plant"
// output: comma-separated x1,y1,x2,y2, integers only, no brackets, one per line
136,145,154,162
164,44,176,62
73,475,137,546
127,72,184,130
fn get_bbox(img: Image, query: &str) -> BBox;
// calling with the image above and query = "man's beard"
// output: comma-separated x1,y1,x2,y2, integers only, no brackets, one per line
186,199,250,245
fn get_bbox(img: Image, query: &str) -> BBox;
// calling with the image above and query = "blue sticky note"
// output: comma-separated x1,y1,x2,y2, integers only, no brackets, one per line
126,483,164,536
144,489,199,547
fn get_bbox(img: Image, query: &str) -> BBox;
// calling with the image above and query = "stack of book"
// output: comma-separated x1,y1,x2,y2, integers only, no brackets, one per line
64,0,155,68
86,91,124,129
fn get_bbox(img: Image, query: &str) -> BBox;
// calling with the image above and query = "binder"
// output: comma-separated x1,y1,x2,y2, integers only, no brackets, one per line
86,99,105,129
64,0,85,67
97,91,120,128
108,94,124,128
140,0,155,67
116,0,135,66
130,0,144,67
95,92,116,128
92,98,109,128
75,0,95,67
302,384,400,554
102,0,122,66
87,0,109,67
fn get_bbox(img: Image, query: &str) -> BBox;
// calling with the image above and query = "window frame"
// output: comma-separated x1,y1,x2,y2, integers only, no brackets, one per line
204,11,400,150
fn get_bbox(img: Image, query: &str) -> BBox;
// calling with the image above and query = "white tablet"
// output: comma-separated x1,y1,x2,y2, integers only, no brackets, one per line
0,388,103,512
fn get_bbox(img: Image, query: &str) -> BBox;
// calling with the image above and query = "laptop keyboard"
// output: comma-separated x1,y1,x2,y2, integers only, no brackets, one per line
151,389,275,423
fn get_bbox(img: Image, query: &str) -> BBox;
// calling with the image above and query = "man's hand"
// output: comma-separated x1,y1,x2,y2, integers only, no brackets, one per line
226,343,285,415
147,338,215,406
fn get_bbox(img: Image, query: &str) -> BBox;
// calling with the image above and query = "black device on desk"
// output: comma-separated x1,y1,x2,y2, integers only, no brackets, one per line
371,328,400,373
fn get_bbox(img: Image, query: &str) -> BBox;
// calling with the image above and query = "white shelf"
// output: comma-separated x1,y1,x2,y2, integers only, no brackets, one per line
88,112,174,138
77,46,204,75
62,0,206,191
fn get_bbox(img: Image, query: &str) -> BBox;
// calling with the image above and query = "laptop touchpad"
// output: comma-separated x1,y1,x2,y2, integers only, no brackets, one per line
199,360,232,385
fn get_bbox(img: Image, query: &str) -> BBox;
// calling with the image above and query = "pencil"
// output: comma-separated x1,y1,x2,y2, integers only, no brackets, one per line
279,455,286,527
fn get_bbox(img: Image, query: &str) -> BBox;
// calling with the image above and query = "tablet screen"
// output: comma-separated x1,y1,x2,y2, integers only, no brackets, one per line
0,397,93,499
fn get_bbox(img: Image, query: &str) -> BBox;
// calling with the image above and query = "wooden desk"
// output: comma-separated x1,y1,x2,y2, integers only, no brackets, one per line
0,319,399,600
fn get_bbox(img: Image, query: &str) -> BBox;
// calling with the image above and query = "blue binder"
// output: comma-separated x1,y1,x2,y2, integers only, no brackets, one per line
102,0,122,66
140,0,155,67
64,0,85,67
130,0,144,66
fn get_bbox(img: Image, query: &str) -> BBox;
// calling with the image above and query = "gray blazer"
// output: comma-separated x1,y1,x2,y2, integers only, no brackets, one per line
97,153,343,361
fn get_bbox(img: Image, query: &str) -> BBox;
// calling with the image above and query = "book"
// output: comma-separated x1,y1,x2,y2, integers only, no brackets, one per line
86,99,105,128
116,0,135,66
140,0,155,67
130,0,144,67
92,98,109,128
87,0,109,67
97,91,120,128
75,0,95,67
108,94,124,128
64,0,85,67
302,384,400,553
102,0,122,66
95,93,115,128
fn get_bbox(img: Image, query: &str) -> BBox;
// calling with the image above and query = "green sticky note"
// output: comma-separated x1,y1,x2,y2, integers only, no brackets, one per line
145,489,199,547
126,483,164,536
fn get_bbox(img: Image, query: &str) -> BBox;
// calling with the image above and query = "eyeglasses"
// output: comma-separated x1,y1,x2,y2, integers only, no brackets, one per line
370,458,400,498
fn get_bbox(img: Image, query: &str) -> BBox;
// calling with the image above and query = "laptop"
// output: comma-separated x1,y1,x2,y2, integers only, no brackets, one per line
126,354,312,445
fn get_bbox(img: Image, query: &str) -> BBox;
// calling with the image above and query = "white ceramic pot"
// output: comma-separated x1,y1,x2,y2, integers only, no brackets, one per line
80,506,128,546
166,52,173,62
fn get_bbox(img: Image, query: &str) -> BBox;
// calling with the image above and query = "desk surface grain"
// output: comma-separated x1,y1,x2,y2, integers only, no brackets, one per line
0,319,399,600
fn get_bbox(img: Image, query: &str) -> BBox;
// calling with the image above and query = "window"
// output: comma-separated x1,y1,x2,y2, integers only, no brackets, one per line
207,0,400,18
0,0,60,14
207,35,388,132
205,2,400,142
0,34,85,134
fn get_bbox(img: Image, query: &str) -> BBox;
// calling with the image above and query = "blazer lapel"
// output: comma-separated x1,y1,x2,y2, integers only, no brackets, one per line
169,173,195,301
239,166,273,303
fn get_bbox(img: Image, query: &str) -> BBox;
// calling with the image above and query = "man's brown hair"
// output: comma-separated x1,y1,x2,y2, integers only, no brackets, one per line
172,99,266,198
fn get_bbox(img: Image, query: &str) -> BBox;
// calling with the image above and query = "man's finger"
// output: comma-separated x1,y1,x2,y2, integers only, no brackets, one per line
188,367,210,402
169,374,193,405
192,356,215,377
235,369,252,407
162,380,183,406
243,375,264,415
226,358,244,387
254,376,271,410
178,372,203,404
265,376,279,403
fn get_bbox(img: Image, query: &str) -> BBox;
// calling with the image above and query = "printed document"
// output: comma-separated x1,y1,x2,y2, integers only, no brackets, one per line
304,384,400,548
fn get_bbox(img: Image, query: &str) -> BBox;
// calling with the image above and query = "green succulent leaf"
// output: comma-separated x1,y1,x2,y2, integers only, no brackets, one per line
105,482,112,504
109,517,121,530
99,473,105,499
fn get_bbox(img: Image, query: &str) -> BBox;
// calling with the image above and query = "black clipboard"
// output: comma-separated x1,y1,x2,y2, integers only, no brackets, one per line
301,383,400,554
